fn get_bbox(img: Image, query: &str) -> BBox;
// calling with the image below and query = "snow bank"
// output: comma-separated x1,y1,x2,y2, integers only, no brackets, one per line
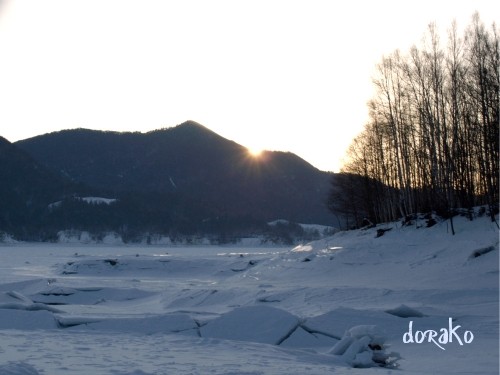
198,305,399,367
0,212,497,374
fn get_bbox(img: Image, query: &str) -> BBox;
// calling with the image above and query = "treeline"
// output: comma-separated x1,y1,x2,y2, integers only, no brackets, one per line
12,195,324,245
329,14,499,231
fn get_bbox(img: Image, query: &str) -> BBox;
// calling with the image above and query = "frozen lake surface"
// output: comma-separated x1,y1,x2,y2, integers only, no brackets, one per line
0,214,498,374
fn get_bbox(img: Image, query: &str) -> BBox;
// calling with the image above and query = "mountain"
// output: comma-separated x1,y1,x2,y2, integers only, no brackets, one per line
13,121,335,240
0,136,87,239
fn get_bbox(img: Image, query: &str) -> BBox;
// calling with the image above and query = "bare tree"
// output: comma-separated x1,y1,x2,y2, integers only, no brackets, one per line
329,13,499,232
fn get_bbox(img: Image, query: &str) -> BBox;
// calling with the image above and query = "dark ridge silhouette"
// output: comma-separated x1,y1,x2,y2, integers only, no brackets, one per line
8,121,335,241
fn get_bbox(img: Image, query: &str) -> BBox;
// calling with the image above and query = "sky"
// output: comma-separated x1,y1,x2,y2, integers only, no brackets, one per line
0,1,498,172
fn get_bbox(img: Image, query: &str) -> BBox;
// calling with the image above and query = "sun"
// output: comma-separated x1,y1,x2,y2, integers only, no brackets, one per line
247,147,264,158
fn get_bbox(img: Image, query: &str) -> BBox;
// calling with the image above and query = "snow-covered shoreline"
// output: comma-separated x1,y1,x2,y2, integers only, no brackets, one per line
0,213,498,374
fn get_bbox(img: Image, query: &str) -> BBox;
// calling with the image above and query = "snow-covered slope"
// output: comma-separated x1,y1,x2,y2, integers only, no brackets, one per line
0,212,497,374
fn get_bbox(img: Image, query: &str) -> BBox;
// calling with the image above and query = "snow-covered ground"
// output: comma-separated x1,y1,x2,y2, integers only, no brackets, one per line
0,213,498,374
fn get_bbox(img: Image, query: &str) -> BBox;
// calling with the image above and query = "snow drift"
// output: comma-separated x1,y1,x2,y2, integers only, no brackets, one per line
0,212,497,374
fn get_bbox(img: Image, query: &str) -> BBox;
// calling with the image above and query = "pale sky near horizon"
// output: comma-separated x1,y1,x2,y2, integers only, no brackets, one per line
0,0,498,172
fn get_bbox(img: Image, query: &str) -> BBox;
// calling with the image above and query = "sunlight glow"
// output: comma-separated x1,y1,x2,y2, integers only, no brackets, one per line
247,147,264,158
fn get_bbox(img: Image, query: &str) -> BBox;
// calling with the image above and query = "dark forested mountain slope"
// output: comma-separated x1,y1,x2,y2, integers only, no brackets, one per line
15,121,334,235
0,136,87,238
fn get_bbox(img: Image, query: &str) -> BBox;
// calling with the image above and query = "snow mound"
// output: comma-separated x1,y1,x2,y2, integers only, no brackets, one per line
0,291,63,313
329,325,398,368
200,305,299,344
0,362,41,375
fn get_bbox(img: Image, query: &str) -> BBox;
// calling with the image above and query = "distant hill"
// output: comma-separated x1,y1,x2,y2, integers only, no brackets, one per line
8,121,336,242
